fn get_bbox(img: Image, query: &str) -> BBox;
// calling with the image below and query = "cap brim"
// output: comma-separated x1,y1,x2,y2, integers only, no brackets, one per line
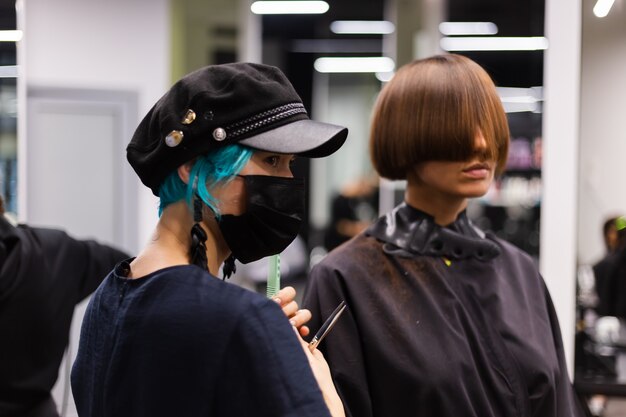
238,120,348,158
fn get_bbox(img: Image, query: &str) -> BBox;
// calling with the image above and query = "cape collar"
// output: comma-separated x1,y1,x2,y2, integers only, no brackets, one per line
365,202,500,261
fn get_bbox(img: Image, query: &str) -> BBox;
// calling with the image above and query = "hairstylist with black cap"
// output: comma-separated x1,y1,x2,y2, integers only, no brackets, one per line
71,63,348,417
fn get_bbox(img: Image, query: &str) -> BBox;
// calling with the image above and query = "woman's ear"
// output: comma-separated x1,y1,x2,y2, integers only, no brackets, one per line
177,161,194,185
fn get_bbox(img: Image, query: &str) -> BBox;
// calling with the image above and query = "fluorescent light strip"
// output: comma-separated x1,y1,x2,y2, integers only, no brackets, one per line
0,65,18,78
440,37,548,51
501,96,537,104
0,30,23,42
501,101,540,113
593,0,615,17
251,1,329,14
497,87,543,113
330,20,395,35
439,22,498,36
497,86,543,101
314,57,395,73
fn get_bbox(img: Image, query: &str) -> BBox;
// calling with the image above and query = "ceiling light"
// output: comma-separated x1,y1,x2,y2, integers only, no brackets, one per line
497,87,543,113
0,30,23,42
440,37,548,51
593,0,615,17
438,22,498,36
375,71,395,82
314,57,395,73
0,65,18,78
330,20,395,35
497,86,543,101
250,1,329,14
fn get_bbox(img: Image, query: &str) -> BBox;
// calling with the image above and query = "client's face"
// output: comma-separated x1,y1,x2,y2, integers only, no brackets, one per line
411,132,496,201
213,151,296,216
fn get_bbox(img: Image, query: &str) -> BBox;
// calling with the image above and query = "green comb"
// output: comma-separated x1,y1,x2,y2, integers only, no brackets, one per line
616,216,626,231
266,254,281,299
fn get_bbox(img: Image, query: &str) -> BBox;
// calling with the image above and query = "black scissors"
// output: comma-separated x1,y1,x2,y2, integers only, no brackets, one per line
308,300,347,352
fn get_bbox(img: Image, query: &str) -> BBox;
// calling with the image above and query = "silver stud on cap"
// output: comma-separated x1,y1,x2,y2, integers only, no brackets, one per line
213,128,227,141
181,109,196,125
165,130,184,147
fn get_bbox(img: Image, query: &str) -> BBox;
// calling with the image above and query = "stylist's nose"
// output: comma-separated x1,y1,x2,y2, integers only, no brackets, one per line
282,165,294,178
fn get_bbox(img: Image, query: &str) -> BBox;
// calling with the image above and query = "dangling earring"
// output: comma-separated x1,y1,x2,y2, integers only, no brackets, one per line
222,254,236,280
189,194,209,271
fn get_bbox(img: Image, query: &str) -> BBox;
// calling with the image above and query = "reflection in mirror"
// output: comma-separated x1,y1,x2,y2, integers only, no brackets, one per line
574,0,626,410
310,72,380,253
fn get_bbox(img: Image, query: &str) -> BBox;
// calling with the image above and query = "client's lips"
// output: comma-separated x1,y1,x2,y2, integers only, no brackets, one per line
463,162,490,172
462,162,491,179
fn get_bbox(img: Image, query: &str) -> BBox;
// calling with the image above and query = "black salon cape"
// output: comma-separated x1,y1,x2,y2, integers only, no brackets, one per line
0,216,128,417
71,261,331,417
303,203,584,417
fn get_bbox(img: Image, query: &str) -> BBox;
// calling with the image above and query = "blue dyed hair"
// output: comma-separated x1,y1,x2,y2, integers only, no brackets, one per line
158,144,253,216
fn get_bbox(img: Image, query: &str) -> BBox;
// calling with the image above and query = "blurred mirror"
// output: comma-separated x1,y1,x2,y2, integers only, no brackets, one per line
573,0,626,410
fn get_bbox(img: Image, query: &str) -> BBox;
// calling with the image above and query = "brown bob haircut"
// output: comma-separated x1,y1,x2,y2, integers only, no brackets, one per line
370,54,509,180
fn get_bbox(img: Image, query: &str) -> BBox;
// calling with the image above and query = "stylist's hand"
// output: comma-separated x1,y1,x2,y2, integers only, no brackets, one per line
295,330,345,417
274,286,311,337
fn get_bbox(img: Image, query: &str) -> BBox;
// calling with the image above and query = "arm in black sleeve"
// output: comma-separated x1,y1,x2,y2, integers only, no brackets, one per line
36,227,129,302
71,239,129,300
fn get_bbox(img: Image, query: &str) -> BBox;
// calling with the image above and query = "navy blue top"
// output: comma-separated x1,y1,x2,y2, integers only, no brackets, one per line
71,260,330,417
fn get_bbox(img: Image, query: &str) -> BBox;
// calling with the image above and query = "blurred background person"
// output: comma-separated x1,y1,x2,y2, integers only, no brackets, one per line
575,216,626,416
324,176,378,251
602,216,623,255
0,194,128,417
593,216,626,319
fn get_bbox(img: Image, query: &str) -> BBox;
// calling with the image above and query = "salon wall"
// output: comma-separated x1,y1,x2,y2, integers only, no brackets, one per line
577,0,626,266
19,0,169,250
171,0,260,80
541,0,582,373
18,1,170,415
21,0,169,112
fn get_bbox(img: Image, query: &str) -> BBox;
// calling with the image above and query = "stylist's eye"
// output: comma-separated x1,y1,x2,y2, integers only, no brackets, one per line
265,155,280,167
289,156,297,166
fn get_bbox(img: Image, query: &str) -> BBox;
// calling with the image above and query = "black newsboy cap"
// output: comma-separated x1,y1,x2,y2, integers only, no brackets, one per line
127,62,348,195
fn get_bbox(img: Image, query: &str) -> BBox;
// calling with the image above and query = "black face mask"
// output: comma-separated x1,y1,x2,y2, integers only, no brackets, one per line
218,175,305,264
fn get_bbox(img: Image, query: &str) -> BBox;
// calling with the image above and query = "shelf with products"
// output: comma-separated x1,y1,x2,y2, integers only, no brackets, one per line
480,174,542,208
